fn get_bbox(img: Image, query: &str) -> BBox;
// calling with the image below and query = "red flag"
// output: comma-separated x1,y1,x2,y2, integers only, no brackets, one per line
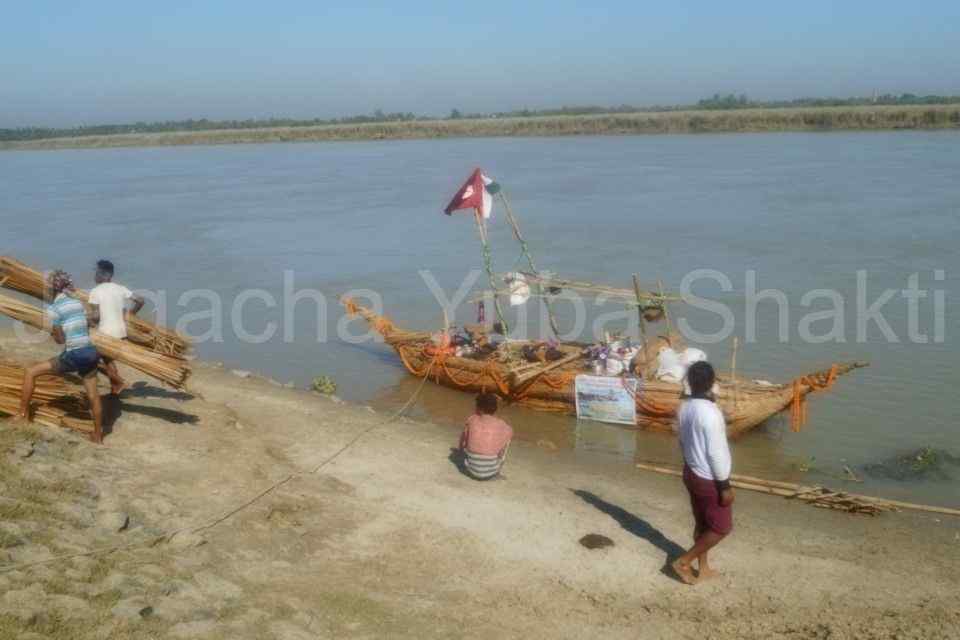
444,168,485,215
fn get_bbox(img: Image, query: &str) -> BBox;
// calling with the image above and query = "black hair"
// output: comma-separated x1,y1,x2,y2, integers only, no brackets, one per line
96,259,115,276
686,361,716,398
476,392,499,415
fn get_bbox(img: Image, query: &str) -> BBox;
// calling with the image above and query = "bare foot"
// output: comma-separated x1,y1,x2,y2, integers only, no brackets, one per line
11,411,30,422
111,380,128,396
89,430,104,445
696,567,721,582
671,558,696,585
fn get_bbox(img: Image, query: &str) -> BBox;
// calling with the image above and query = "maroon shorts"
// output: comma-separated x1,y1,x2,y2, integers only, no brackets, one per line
683,465,733,536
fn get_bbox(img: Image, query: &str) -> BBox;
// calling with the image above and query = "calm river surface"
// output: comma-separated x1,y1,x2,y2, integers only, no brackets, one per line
2,132,957,506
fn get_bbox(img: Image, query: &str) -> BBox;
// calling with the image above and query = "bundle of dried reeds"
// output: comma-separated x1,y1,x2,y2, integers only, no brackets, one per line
0,362,72,404
0,256,191,357
0,393,94,434
0,363,93,433
0,292,191,389
93,331,191,389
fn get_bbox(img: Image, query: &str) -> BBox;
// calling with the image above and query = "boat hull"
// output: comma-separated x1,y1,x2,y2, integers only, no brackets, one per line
387,340,840,438
342,297,864,438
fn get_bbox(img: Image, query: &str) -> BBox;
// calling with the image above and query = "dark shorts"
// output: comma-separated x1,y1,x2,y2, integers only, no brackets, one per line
683,465,733,536
51,346,100,378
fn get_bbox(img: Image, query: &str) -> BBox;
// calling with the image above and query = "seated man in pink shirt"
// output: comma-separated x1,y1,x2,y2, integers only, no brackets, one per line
459,393,514,480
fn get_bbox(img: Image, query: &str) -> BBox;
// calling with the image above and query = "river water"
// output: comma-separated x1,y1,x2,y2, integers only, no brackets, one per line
1,132,957,507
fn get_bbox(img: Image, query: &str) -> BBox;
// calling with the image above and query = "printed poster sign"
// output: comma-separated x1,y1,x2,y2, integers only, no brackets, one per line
574,375,638,426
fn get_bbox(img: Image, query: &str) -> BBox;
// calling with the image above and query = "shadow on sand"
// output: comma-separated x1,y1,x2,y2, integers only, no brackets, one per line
124,381,195,402
571,489,686,579
101,393,199,436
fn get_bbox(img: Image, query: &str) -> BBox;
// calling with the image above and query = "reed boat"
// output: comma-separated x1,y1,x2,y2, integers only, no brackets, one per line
342,298,867,438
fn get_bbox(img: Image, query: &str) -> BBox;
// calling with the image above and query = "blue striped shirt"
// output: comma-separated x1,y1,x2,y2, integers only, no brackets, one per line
47,294,92,351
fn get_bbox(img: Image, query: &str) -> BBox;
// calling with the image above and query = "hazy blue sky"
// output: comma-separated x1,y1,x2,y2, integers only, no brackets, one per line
2,1,958,127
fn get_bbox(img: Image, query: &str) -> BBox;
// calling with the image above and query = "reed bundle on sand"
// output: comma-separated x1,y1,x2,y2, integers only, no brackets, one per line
0,292,191,389
0,256,191,357
0,362,72,404
635,463,960,518
0,363,93,433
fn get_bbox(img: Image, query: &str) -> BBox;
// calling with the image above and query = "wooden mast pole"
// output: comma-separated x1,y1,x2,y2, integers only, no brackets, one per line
730,336,739,409
632,274,648,350
497,191,560,338
475,210,509,334
657,278,674,341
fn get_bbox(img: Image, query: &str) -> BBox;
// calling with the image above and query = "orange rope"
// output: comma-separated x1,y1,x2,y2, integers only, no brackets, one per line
789,364,840,432
373,316,396,335
342,297,360,316
397,344,512,396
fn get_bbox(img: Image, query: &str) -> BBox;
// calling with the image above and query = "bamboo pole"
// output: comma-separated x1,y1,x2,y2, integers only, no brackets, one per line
657,279,673,335
497,191,560,338
517,272,681,304
511,350,583,386
635,462,960,517
474,210,509,335
730,336,739,409
632,274,648,351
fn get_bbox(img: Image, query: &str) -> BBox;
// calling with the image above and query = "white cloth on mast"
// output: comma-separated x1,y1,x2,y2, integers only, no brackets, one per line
480,173,494,219
504,272,530,306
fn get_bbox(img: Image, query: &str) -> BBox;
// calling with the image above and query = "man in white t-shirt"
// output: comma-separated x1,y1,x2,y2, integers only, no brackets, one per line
88,260,144,394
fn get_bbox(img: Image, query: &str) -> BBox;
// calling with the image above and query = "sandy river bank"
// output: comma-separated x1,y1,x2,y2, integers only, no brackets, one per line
0,332,958,639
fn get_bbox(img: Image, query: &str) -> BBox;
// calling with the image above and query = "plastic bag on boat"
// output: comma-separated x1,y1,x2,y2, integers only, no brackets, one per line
655,348,686,382
679,348,707,367
605,357,625,376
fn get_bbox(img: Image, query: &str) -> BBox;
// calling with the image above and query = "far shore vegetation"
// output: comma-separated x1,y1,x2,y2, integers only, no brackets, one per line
2,93,959,151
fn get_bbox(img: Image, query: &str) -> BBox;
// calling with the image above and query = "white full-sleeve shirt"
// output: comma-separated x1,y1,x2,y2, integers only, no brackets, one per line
677,398,732,482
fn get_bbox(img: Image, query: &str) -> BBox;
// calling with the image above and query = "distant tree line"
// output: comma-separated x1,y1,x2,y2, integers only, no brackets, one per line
695,92,960,110
3,94,959,143
0,110,425,143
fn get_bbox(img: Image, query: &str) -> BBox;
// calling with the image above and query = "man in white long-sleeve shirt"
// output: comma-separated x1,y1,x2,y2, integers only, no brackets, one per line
672,361,734,585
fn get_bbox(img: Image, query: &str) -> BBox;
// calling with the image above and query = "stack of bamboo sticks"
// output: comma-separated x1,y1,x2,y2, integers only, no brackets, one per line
0,363,93,433
0,256,190,357
0,362,70,403
0,292,190,389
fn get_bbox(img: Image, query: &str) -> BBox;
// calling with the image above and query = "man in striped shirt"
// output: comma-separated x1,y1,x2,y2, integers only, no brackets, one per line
16,270,104,443
458,393,514,480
